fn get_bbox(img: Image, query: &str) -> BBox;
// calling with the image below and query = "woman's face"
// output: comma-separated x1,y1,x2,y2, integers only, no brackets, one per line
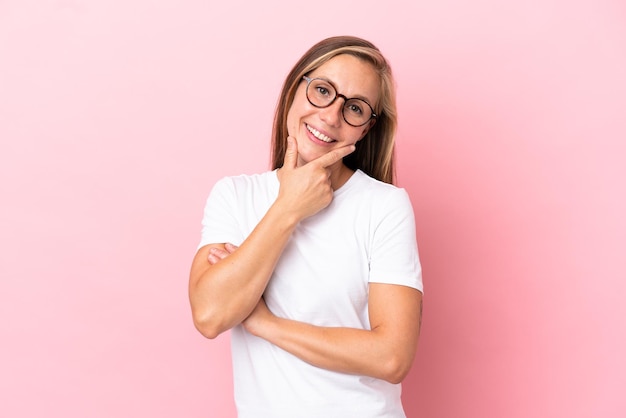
286,54,380,168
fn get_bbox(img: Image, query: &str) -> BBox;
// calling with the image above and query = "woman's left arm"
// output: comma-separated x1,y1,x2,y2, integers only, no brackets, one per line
243,282,422,384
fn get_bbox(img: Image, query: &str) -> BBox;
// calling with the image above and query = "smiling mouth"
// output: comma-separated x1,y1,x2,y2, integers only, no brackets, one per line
306,124,335,143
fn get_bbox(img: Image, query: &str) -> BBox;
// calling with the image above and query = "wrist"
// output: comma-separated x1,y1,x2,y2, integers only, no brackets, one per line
268,200,301,230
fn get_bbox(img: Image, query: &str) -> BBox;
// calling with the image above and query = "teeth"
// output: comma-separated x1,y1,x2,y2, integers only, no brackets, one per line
306,124,334,142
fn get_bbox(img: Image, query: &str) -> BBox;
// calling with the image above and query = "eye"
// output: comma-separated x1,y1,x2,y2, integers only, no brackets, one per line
316,86,331,96
310,79,335,98
345,101,364,115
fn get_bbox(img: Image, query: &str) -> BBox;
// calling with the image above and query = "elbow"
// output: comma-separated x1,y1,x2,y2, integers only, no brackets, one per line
192,309,227,340
194,322,221,340
380,355,414,384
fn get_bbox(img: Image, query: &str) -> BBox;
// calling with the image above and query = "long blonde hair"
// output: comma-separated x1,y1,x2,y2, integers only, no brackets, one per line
270,36,398,184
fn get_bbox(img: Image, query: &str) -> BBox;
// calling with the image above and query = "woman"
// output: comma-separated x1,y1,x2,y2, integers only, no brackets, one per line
189,36,423,417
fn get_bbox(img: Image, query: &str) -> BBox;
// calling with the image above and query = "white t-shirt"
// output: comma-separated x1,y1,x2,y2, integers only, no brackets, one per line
199,169,423,418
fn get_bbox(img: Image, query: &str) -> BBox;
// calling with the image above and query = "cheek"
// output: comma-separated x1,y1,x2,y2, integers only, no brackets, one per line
285,107,293,136
355,127,370,143
358,120,375,140
286,103,300,137
286,88,309,135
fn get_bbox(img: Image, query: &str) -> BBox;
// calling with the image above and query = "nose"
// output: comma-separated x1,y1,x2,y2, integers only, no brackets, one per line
318,97,344,127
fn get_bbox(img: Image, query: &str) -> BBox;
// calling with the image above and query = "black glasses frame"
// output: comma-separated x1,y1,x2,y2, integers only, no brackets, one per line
302,76,377,127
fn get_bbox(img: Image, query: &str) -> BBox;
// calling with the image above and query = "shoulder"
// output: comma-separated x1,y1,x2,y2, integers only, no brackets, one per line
212,170,278,194
349,172,416,231
215,170,275,186
350,170,412,207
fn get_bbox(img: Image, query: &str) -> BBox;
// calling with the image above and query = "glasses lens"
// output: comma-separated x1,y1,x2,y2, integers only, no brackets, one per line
307,79,336,107
343,99,372,126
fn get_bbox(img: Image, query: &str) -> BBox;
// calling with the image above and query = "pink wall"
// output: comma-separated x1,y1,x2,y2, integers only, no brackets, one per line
1,1,624,417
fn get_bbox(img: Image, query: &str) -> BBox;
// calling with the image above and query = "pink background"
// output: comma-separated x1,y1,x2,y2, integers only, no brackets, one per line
1,1,625,417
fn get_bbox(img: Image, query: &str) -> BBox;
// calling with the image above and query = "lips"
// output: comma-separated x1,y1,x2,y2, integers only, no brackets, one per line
306,124,335,143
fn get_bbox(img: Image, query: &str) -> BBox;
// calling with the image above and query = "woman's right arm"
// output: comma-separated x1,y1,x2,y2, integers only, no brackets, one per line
189,203,299,339
188,137,355,339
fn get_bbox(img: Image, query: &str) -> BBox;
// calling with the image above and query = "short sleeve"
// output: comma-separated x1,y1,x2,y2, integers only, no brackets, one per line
198,177,245,249
369,188,423,292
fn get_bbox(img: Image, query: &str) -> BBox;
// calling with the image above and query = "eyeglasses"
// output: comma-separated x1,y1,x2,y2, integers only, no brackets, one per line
302,76,377,127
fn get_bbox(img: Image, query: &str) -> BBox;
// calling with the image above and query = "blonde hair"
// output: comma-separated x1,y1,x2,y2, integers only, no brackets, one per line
271,36,398,184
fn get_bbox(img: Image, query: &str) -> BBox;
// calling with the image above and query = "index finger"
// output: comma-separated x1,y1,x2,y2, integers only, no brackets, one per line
311,144,356,168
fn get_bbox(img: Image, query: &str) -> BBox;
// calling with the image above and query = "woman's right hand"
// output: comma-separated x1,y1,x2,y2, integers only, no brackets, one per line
190,138,353,339
275,136,355,221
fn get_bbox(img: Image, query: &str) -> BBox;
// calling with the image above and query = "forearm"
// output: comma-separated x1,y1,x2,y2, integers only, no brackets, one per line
247,315,417,384
189,203,298,338
244,285,422,383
